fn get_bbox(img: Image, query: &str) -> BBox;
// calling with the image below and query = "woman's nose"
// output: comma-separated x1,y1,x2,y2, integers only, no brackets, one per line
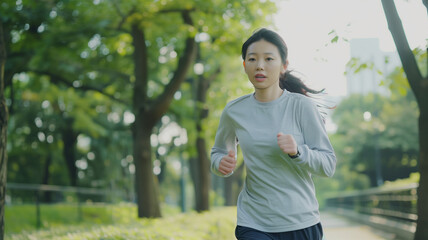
256,61,264,70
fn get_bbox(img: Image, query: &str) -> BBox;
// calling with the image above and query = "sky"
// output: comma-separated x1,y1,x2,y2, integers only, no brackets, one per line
273,0,428,97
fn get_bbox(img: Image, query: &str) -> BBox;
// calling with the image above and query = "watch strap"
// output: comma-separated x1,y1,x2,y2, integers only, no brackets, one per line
288,148,300,159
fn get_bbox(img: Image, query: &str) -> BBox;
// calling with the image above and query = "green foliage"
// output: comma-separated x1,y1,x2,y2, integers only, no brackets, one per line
4,0,136,197
154,0,277,205
5,203,182,234
330,91,419,187
382,47,426,97
3,0,280,213
314,132,371,209
382,172,420,188
6,205,236,240
317,42,425,206
346,57,377,74
5,203,122,234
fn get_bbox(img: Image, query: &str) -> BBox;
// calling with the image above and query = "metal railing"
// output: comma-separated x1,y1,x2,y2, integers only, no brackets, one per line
325,183,418,239
6,183,125,229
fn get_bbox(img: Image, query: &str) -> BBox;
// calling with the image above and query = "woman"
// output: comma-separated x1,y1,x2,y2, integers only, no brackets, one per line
211,28,336,240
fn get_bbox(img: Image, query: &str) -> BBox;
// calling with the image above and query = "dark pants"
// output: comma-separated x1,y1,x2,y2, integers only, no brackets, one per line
235,222,323,240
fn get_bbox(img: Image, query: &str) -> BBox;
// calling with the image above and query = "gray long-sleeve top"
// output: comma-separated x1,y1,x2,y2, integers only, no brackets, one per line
211,90,336,232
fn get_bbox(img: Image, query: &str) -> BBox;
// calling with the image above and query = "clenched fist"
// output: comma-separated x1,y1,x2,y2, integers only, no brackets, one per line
219,150,236,175
277,132,298,156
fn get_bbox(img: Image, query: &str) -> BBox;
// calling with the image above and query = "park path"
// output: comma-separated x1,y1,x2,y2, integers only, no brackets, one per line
321,211,397,240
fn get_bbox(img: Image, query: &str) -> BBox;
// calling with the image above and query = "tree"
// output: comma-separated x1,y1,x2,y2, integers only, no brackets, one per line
129,8,197,218
0,19,9,240
332,93,419,186
192,51,219,211
2,0,278,219
122,0,278,217
381,1,428,239
3,0,134,200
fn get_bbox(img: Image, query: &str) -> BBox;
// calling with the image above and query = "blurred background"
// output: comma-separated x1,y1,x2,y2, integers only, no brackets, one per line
1,0,427,239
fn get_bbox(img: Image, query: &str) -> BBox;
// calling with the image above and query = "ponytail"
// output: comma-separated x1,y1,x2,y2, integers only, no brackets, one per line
279,71,324,96
280,71,334,121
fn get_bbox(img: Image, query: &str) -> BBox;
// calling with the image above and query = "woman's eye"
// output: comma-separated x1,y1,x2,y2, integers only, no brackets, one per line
248,58,256,62
266,57,274,61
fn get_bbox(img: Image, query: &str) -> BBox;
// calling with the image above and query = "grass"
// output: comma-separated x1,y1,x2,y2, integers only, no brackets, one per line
5,203,237,240
5,202,139,233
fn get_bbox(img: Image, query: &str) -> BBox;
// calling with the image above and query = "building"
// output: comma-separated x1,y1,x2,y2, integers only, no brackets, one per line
346,38,400,96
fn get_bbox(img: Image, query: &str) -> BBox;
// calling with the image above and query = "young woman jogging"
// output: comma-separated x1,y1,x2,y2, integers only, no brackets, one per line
211,28,336,240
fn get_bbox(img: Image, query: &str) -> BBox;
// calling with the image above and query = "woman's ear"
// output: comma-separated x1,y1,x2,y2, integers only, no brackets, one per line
281,60,289,74
243,61,246,68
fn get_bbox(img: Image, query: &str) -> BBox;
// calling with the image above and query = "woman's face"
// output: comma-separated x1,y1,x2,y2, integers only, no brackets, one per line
244,39,287,91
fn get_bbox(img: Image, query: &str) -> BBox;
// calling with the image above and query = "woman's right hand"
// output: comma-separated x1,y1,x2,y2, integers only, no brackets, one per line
219,150,236,175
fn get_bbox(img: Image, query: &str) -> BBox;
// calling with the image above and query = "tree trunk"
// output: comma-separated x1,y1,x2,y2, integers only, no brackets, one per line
133,116,161,217
131,23,161,218
417,104,428,239
0,20,9,240
62,119,78,186
42,152,52,202
131,11,196,218
423,0,428,16
189,157,200,208
192,67,220,211
381,1,428,239
194,137,210,211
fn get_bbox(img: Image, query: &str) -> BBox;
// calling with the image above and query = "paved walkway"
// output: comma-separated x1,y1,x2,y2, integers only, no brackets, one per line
321,211,398,240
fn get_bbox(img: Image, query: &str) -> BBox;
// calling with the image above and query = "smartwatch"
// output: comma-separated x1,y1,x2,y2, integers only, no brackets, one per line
288,148,300,159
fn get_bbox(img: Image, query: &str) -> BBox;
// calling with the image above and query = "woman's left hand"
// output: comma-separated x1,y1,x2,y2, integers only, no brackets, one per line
277,132,298,156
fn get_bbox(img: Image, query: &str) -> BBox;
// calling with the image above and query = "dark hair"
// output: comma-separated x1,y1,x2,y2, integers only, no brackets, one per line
241,28,323,96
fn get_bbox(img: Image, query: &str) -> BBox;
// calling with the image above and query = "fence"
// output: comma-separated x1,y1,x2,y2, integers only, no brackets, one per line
325,183,418,240
6,183,126,229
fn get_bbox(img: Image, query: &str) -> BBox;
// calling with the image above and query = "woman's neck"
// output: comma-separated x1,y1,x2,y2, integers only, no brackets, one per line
254,87,284,102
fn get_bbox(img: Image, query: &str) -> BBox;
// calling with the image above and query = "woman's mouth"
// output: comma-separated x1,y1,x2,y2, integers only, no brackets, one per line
255,74,266,82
